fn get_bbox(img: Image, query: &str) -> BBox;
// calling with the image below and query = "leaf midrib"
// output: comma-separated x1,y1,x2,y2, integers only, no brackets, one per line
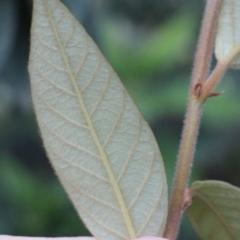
42,1,136,238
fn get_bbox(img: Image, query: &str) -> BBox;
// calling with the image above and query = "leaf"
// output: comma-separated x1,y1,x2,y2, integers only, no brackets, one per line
215,0,240,69
186,180,240,240
28,0,168,239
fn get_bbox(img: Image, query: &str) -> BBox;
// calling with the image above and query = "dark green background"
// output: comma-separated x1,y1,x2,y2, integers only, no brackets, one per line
0,0,240,239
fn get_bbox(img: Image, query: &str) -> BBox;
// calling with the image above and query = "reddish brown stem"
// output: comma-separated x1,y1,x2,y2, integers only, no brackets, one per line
163,1,223,240
191,0,222,87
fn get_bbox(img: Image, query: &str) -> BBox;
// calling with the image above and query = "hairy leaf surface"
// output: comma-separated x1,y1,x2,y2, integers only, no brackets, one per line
215,0,240,68
186,180,240,240
28,0,168,239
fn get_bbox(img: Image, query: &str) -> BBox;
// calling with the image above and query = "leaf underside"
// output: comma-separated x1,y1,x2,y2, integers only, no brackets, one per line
215,0,240,69
186,180,240,240
28,0,168,239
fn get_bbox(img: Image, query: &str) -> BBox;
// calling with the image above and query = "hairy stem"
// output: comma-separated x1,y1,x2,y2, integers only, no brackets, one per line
163,99,202,240
191,0,223,87
163,1,222,239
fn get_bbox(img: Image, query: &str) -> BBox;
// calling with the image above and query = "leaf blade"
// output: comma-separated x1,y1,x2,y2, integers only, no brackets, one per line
186,180,240,240
29,0,168,239
215,0,240,68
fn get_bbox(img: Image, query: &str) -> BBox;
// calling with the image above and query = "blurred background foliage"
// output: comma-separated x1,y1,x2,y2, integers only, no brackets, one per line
0,0,240,239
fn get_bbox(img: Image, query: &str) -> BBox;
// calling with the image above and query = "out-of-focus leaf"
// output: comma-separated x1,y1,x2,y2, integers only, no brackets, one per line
186,180,240,240
0,82,13,118
29,0,168,239
102,11,197,79
0,0,18,73
134,12,196,77
203,76,240,128
0,156,90,236
129,76,188,121
215,0,240,69
61,0,91,20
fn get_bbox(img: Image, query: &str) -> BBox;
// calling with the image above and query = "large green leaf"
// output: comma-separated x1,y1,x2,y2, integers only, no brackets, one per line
28,0,168,239
186,180,240,240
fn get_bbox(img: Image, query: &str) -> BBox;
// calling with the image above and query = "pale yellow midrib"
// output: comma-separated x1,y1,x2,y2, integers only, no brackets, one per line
41,1,136,239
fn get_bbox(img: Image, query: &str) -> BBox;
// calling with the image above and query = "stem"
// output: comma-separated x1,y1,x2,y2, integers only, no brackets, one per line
191,0,223,87
199,42,240,102
163,1,222,239
164,99,202,240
